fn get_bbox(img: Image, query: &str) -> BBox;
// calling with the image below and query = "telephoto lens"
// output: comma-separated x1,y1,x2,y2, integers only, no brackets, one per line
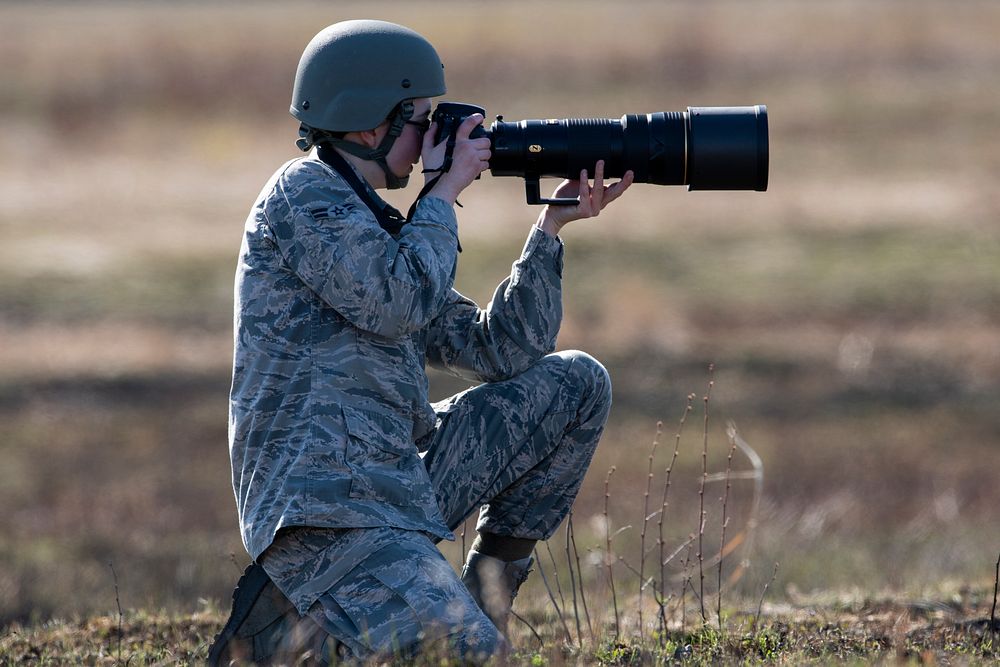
431,102,768,204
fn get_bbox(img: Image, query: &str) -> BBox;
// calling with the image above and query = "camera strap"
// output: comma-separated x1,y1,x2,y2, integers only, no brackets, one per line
317,144,408,236
317,132,463,251
428,133,458,174
408,131,463,214
404,140,463,252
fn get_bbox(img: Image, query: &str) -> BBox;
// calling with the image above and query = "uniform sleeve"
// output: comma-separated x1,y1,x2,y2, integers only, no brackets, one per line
266,170,460,339
425,226,564,382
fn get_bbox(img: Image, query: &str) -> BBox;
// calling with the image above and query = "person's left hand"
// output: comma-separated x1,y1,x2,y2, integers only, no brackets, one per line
421,114,491,205
536,160,634,237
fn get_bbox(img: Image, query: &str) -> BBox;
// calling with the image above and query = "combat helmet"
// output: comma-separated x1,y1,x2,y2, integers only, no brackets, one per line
290,20,446,188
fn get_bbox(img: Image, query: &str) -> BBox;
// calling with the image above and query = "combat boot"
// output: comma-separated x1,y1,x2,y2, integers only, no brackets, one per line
460,551,533,637
207,562,334,665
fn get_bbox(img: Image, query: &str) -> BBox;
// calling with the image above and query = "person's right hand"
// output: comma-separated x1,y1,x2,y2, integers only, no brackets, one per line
535,160,634,237
422,113,491,204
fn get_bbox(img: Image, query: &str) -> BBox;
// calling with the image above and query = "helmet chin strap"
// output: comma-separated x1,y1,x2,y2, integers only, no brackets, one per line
297,101,414,190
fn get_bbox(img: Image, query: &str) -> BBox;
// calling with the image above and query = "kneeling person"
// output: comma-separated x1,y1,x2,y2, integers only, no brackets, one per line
210,19,633,665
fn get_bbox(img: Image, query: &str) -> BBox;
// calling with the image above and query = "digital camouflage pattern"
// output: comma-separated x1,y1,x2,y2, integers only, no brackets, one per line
230,152,566,561
314,537,504,662
232,151,613,661
261,348,613,661
264,528,500,661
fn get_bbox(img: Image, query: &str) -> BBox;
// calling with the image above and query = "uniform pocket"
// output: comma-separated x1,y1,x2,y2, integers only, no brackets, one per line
331,540,473,654
325,562,419,656
343,405,413,461
343,405,417,504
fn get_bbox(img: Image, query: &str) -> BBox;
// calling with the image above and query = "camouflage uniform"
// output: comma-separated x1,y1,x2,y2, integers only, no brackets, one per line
230,152,611,661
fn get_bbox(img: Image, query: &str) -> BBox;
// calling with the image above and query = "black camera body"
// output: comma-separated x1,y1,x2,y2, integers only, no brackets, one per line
432,102,489,143
431,101,768,204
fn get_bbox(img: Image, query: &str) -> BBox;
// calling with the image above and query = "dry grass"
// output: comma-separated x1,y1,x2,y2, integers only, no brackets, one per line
6,597,998,665
1,0,999,659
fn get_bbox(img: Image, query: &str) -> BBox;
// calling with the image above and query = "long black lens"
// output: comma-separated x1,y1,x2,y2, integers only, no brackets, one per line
686,106,768,191
487,105,768,191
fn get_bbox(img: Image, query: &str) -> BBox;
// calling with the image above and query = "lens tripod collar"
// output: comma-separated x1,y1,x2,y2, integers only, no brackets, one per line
524,175,580,206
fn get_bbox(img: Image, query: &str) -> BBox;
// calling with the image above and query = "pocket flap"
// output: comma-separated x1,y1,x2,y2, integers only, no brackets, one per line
342,405,413,456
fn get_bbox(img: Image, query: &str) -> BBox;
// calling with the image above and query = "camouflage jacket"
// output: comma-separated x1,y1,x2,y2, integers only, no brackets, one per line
230,153,565,560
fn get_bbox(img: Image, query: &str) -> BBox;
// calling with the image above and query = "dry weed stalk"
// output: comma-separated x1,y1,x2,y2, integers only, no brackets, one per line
563,515,583,647
658,394,694,638
544,540,571,641
716,434,737,632
693,424,764,585
639,420,663,642
991,552,999,637
697,364,715,623
568,514,595,644
109,561,123,665
678,539,696,634
533,547,573,644
511,610,544,649
530,370,764,652
604,466,620,640
752,562,780,635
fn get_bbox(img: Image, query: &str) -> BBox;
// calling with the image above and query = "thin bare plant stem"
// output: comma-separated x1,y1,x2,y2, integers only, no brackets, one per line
109,561,123,664
658,394,694,639
565,516,583,647
604,466,620,640
991,551,999,637
678,539,695,634
639,420,663,642
686,578,705,609
569,514,595,643
717,437,737,632
752,562,780,635
511,610,544,649
652,589,674,632
697,364,715,623
663,535,696,569
533,547,573,644
617,554,647,582
544,540,569,634
664,533,698,629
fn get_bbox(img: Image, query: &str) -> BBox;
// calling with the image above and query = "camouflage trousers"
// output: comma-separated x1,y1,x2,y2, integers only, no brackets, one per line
260,349,612,662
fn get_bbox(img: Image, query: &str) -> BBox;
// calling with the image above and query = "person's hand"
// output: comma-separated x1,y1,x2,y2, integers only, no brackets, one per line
422,114,491,204
536,160,634,237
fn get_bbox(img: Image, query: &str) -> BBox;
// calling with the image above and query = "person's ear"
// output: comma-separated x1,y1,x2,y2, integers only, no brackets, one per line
360,121,390,148
356,128,379,148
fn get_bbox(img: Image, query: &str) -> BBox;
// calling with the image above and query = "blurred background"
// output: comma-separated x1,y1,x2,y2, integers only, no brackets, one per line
1,0,998,625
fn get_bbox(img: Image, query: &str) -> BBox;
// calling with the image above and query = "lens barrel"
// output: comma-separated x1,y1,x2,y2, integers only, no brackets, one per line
686,106,769,191
487,105,768,191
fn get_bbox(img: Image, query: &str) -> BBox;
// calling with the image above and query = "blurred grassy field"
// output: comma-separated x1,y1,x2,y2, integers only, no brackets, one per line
1,0,999,640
